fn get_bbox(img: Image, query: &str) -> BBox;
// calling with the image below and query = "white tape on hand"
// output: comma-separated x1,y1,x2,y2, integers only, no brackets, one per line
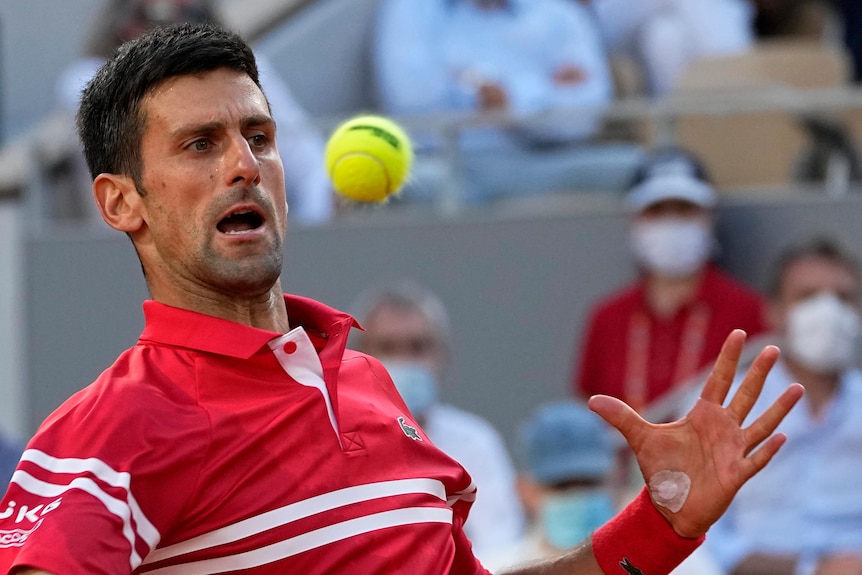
648,470,691,513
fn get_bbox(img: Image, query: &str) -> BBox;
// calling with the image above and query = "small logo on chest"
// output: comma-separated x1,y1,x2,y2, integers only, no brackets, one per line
398,417,423,441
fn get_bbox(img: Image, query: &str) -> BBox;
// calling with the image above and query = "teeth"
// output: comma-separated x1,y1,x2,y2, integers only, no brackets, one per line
224,229,254,235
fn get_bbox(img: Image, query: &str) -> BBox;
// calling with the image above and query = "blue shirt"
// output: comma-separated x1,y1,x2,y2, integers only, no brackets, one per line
0,435,22,491
373,0,613,149
706,360,862,569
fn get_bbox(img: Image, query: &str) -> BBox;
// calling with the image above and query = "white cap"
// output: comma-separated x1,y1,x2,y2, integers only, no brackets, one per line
626,149,717,212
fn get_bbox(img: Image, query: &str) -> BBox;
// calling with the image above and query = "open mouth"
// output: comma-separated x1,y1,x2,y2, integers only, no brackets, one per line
217,210,264,235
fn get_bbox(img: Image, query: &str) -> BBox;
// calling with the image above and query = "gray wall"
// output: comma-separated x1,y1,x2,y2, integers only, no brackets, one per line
0,0,102,142
25,192,862,450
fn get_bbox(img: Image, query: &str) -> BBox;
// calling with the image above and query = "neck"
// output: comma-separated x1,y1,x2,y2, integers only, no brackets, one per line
783,356,840,419
644,268,705,318
150,279,291,333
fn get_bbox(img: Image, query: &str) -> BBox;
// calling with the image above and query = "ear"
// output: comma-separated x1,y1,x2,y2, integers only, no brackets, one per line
767,298,785,334
93,173,145,233
516,475,542,519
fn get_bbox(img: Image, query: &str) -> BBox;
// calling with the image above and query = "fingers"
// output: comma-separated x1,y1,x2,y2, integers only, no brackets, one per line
742,381,804,476
726,344,781,423
700,329,747,405
741,432,788,481
742,382,805,455
588,394,647,442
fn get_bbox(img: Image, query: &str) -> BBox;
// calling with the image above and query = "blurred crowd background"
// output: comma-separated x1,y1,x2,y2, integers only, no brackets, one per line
2,1,862,572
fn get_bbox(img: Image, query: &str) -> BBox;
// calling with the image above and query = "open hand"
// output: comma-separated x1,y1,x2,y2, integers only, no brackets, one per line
588,329,804,538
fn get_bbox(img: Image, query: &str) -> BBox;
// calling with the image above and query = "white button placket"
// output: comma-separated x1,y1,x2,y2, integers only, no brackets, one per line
269,327,341,447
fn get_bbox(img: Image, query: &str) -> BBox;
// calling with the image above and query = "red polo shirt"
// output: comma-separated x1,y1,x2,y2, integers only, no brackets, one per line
0,295,487,575
573,266,768,412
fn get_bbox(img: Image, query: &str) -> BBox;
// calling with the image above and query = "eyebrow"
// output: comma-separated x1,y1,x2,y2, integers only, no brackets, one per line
170,114,276,140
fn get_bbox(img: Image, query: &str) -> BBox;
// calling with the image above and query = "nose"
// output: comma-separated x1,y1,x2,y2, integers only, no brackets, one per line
225,134,261,186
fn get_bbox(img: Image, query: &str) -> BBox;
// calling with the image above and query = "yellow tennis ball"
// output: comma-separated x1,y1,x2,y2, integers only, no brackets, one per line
325,115,413,203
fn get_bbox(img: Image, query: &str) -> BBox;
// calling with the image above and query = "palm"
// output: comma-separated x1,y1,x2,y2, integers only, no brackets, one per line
590,330,804,538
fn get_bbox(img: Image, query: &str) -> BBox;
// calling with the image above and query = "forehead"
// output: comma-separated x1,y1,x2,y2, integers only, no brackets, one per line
365,305,435,336
781,255,858,295
140,68,269,127
637,199,707,218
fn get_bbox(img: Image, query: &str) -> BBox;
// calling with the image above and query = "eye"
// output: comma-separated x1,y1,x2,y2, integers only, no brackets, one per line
249,133,268,148
190,139,210,152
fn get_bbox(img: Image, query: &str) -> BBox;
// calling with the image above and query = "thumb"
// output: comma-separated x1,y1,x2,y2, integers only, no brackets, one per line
588,394,648,444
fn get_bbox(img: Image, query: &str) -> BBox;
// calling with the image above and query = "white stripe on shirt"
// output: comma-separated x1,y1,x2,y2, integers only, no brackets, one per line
12,469,146,570
447,481,478,506
145,506,454,575
144,477,448,564
15,449,159,569
19,449,159,546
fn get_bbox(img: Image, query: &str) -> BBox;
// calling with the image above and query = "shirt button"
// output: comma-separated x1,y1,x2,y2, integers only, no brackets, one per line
283,341,298,354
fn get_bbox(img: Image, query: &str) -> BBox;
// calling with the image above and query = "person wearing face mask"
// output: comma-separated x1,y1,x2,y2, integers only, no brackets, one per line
571,147,769,415
484,400,617,572
702,236,862,575
350,280,526,565
486,400,722,575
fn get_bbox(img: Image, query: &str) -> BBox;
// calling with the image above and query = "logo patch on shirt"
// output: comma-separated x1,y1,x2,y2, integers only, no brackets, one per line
398,417,423,441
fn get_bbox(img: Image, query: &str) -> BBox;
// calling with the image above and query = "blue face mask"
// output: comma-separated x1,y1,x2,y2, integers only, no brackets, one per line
383,361,439,418
540,489,616,551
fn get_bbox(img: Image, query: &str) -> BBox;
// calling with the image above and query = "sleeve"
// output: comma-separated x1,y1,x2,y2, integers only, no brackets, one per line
573,306,608,400
372,0,465,114
508,0,613,143
450,516,493,575
255,54,333,226
444,413,524,564
0,391,209,575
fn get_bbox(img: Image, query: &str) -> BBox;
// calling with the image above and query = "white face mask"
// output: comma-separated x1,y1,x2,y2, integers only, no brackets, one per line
382,360,439,417
785,292,861,374
630,218,712,278
540,489,616,551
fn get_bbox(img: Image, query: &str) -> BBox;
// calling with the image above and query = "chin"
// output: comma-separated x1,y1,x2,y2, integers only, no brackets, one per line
212,255,283,297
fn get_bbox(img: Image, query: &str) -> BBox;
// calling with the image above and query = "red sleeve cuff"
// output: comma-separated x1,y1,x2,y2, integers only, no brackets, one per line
592,487,704,575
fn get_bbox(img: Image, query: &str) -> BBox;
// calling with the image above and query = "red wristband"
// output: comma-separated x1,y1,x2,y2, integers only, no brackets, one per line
592,487,704,575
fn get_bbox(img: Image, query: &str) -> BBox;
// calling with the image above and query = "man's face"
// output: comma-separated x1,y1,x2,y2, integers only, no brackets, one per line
634,198,709,223
361,305,447,377
773,255,860,331
133,68,287,298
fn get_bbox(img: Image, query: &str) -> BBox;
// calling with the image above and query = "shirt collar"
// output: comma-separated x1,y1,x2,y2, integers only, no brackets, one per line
138,294,362,359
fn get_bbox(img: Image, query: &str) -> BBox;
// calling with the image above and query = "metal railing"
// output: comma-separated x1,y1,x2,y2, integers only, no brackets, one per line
3,85,862,221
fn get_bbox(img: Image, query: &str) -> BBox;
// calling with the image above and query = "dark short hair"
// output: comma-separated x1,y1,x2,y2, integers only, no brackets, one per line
767,235,861,298
76,22,261,190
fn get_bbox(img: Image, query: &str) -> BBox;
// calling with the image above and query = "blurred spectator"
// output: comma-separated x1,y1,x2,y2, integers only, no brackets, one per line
0,433,22,490
54,0,333,225
351,280,525,564
486,400,618,571
486,400,722,575
571,147,768,415
372,0,643,204
703,235,862,575
591,0,755,96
